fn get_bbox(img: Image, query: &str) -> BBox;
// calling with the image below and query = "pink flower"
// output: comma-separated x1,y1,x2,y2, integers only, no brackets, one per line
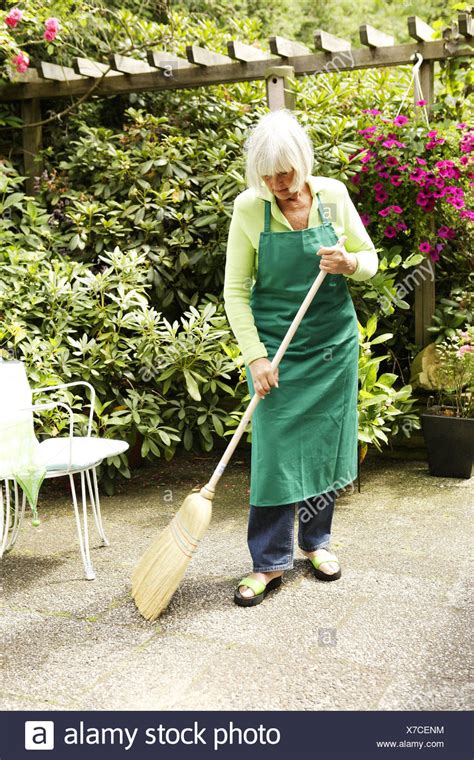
362,109,382,115
456,123,467,129
419,242,431,254
426,137,445,150
384,226,397,238
390,175,402,186
45,16,60,32
460,209,474,221
427,130,438,138
447,196,465,208
12,51,29,73
360,214,371,226
375,190,389,203
437,226,456,240
393,115,409,126
378,207,391,217
415,158,427,165
5,7,22,27
416,99,427,106
410,168,427,184
435,160,461,180
44,17,60,41
373,182,385,193
460,133,474,153
390,205,403,214
386,156,399,166
459,345,474,354
429,249,440,262
396,221,408,231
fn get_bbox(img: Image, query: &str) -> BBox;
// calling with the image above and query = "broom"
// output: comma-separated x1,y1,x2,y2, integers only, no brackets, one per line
132,236,347,620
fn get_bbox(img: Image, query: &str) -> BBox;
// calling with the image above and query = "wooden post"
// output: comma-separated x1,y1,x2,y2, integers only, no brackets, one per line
264,65,296,110
21,99,42,195
414,60,436,347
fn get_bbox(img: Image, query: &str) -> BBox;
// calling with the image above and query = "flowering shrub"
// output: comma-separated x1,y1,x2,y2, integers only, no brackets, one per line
350,108,474,267
428,326,474,418
1,5,60,78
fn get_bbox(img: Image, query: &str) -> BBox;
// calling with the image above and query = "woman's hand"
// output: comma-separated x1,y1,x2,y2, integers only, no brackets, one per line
248,358,279,399
316,234,357,275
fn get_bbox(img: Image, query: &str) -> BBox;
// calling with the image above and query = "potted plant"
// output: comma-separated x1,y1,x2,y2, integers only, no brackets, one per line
420,326,474,478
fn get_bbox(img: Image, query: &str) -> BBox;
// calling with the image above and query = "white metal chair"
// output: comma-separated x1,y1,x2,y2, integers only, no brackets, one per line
0,360,129,580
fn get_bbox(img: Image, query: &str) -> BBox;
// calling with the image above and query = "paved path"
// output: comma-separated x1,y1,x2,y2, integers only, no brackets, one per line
1,452,472,710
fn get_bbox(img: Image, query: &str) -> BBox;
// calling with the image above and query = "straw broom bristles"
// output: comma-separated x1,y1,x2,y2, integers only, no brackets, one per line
131,485,214,621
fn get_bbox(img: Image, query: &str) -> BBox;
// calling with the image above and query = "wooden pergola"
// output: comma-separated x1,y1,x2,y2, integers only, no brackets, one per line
1,10,473,347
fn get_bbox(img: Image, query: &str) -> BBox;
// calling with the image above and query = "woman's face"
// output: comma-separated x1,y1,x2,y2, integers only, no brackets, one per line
262,169,297,199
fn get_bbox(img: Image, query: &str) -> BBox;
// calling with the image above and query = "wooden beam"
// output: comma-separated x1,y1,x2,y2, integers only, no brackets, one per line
186,45,233,66
265,65,296,110
15,68,42,83
458,11,474,38
37,61,86,81
227,40,271,62
21,99,42,195
110,54,158,74
74,57,122,78
269,36,311,58
1,39,472,102
418,59,435,113
414,59,435,348
147,51,195,70
407,16,435,42
360,24,395,48
314,30,351,53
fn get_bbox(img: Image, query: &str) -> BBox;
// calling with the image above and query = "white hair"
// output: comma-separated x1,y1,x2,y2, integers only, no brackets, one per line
244,109,314,194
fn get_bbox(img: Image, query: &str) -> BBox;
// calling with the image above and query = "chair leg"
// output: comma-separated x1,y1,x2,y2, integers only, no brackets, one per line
6,481,26,553
85,468,110,547
0,479,8,557
68,472,96,581
0,479,26,557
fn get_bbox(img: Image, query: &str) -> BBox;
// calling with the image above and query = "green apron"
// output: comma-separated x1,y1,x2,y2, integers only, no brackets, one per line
244,193,359,506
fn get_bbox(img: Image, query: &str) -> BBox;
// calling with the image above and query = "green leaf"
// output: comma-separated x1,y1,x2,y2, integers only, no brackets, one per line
183,428,193,450
157,429,171,446
370,333,393,345
211,414,224,436
366,313,377,338
69,234,80,250
183,369,201,401
139,160,154,174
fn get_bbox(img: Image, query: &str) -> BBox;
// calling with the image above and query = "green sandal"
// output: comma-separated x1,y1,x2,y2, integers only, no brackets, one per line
234,575,282,607
309,550,341,581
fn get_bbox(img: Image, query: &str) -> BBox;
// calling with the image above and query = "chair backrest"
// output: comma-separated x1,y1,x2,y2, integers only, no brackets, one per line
0,359,39,479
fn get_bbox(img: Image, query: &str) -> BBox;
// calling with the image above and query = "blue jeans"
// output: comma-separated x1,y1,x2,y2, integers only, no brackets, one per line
247,491,336,572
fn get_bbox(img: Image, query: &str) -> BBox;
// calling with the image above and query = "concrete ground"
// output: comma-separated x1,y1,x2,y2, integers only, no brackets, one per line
1,449,472,711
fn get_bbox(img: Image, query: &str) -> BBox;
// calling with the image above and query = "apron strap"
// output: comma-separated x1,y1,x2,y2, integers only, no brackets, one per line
315,192,330,226
264,200,271,232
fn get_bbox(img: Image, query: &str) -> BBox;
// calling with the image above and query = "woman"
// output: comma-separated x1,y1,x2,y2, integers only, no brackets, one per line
223,109,378,607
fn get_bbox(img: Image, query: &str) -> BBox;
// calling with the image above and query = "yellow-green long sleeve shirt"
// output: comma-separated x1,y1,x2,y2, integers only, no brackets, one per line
223,175,379,366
